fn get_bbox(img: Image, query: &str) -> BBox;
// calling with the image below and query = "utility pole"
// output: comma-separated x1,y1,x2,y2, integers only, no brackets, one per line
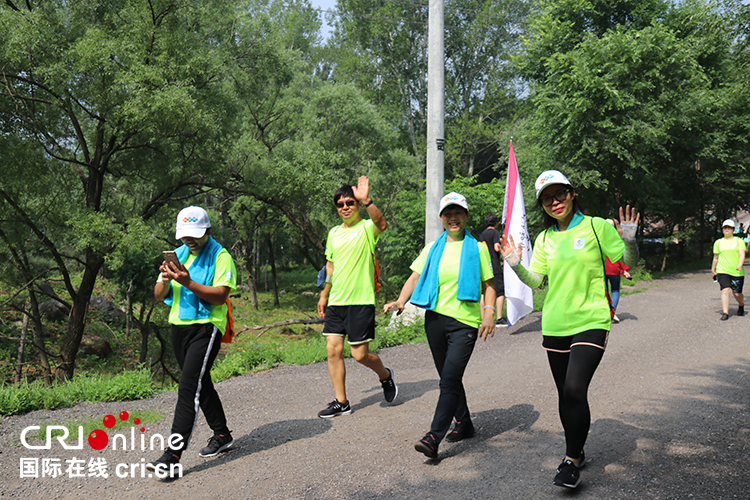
425,0,445,243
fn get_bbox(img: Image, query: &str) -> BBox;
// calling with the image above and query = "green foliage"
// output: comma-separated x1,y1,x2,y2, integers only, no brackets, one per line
210,344,284,382
373,318,427,349
0,367,155,416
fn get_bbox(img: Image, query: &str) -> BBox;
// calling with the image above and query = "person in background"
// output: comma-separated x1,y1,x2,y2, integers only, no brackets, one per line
317,176,397,418
384,192,496,460
711,219,745,320
604,219,632,323
147,206,237,478
500,171,639,489
479,214,507,326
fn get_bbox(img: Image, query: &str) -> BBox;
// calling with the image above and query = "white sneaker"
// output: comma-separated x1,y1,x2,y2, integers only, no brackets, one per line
612,314,620,323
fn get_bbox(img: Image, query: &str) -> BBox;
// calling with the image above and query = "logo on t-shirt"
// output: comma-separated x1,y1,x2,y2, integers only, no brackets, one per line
225,271,232,280
574,238,585,250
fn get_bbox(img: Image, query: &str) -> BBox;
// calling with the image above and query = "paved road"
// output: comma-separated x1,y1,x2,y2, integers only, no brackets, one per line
2,267,749,499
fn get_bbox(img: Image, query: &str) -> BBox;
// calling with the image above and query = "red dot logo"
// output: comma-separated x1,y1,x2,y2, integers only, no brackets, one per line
134,418,141,425
88,430,109,450
119,411,130,421
103,415,116,429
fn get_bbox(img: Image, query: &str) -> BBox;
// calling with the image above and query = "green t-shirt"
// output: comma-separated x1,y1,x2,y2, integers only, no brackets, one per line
325,219,380,306
713,237,745,277
410,239,494,328
156,248,236,333
529,216,625,337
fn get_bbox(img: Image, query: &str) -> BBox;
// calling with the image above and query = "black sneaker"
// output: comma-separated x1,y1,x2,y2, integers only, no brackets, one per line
721,313,729,321
415,433,439,459
318,399,352,419
381,367,398,403
557,450,585,472
146,451,181,478
738,306,745,316
199,432,234,457
495,318,508,326
553,459,581,489
445,421,475,443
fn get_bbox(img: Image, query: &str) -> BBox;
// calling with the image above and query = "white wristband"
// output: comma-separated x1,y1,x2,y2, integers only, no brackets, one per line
483,305,495,310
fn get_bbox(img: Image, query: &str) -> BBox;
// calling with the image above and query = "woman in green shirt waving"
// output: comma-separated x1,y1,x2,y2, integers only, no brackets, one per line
500,171,639,489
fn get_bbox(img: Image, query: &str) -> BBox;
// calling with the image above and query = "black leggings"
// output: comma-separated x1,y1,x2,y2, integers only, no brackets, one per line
546,344,604,458
170,323,229,456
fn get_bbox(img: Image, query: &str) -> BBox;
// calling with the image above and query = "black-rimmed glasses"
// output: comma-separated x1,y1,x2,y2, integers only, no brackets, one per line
540,188,570,207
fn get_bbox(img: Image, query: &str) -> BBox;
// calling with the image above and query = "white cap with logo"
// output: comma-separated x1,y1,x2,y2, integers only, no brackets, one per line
535,170,572,199
439,192,469,214
175,206,211,239
722,219,736,228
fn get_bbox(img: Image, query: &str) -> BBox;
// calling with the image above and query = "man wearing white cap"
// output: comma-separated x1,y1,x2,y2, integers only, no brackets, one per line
711,219,745,320
147,206,237,477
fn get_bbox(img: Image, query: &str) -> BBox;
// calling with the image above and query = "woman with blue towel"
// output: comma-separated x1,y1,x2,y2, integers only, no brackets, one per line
384,192,496,459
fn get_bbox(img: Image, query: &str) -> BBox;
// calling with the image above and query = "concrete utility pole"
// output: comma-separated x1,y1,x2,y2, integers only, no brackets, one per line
425,0,445,244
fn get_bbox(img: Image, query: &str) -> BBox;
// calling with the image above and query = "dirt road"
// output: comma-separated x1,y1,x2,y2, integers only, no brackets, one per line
1,267,748,499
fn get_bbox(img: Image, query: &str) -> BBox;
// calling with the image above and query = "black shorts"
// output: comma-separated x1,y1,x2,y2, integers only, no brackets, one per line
542,329,609,353
717,274,744,294
323,305,376,344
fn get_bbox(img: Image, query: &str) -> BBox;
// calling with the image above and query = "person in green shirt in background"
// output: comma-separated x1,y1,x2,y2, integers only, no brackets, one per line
316,176,397,418
711,219,745,320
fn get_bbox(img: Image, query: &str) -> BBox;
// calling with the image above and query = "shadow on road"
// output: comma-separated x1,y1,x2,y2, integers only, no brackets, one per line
356,378,438,410
181,418,332,477
300,359,750,499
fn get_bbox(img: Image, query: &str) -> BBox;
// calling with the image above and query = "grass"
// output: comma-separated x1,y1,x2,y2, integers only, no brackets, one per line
0,367,155,416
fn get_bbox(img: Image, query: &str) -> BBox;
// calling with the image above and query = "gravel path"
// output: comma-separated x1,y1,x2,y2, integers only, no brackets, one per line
1,267,748,499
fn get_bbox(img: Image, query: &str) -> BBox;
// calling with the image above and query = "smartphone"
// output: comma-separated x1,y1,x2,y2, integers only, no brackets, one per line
162,251,180,265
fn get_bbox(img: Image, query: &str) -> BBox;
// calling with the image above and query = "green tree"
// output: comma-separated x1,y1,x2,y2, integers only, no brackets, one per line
519,0,750,266
0,0,238,380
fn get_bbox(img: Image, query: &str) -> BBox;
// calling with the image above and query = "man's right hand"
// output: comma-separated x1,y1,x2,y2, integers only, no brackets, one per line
317,296,328,318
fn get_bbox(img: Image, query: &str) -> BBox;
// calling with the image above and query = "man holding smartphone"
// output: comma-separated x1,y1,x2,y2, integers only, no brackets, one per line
147,206,237,477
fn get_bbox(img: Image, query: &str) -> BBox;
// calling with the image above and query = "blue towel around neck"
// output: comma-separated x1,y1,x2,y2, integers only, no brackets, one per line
410,230,481,310
164,236,223,320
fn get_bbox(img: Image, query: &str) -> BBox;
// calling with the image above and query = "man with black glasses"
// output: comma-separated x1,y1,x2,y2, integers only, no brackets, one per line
316,176,397,418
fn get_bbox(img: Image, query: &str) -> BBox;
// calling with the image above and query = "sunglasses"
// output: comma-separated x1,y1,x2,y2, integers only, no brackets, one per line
336,200,357,209
540,188,571,207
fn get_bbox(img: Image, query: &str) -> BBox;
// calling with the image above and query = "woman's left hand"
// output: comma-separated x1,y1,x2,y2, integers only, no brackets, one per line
615,205,640,239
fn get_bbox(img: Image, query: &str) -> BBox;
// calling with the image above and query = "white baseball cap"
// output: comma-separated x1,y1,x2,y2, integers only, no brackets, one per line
535,170,572,199
175,206,211,239
722,219,736,228
439,192,469,214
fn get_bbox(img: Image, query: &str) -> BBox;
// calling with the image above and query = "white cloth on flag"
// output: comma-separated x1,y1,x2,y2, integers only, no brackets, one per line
502,141,534,326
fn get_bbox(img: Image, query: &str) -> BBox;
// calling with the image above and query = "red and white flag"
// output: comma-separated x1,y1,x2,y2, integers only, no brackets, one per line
501,140,533,326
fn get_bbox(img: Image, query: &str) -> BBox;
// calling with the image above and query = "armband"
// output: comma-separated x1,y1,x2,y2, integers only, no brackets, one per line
325,275,332,284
